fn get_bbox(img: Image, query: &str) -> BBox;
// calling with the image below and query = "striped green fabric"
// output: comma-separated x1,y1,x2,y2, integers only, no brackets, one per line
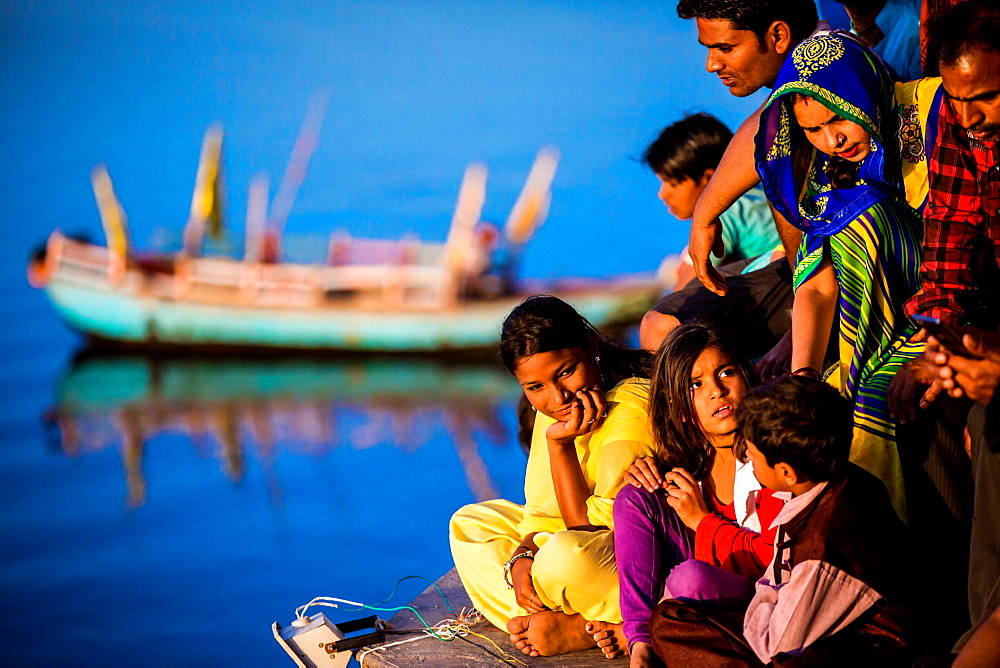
793,198,923,518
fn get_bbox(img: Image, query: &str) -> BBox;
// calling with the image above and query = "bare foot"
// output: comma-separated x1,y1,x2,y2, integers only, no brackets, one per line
586,620,628,659
506,611,597,656
629,641,663,667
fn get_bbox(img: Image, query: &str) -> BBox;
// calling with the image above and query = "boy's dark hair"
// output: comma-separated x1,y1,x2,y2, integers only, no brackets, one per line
737,376,852,482
929,0,1000,71
643,113,733,183
676,0,818,45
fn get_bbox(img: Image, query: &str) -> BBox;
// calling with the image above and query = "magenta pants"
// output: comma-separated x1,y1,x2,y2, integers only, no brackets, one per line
613,484,756,649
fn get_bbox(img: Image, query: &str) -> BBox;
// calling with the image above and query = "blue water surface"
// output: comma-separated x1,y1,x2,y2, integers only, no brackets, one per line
0,1,762,664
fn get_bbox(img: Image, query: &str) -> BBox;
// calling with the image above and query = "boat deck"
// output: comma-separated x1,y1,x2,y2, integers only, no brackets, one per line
358,569,615,666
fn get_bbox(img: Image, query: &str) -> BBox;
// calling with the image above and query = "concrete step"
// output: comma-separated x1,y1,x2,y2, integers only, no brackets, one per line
358,568,619,666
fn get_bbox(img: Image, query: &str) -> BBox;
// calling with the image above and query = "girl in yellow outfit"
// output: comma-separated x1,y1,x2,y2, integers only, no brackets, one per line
449,295,657,657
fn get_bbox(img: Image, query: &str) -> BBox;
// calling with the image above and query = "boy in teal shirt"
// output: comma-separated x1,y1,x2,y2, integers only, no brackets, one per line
640,114,789,357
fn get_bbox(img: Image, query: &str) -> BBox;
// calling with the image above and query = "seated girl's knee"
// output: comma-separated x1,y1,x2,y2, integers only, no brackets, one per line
448,502,490,540
613,484,665,524
667,559,716,582
664,559,754,603
532,531,588,584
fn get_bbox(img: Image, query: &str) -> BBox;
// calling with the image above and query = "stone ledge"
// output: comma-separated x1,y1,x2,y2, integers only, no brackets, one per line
358,568,617,666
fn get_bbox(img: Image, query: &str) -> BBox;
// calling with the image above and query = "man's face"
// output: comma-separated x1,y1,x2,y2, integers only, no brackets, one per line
940,49,1000,142
696,18,788,97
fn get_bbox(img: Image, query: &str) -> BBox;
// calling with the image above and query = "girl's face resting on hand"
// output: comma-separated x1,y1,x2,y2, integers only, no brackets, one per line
514,347,601,421
792,95,871,162
689,345,748,446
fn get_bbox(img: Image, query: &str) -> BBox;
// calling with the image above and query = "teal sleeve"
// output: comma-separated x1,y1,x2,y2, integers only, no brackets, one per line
718,187,781,262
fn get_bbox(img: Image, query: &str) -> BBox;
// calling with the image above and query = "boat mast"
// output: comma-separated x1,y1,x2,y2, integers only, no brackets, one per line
90,164,131,285
182,124,225,257
262,90,331,263
500,147,560,292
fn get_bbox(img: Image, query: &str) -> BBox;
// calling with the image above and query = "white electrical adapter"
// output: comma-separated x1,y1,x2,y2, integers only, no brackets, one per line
273,613,386,668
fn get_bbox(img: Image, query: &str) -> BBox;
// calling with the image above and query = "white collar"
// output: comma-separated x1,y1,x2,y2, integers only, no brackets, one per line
767,481,829,532
733,460,762,527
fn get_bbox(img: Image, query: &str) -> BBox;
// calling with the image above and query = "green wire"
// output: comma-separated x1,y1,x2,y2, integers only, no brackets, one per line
338,602,456,642
372,575,457,615
332,575,461,642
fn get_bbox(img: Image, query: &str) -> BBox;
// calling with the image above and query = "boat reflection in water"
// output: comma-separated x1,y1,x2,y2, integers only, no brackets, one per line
45,351,522,509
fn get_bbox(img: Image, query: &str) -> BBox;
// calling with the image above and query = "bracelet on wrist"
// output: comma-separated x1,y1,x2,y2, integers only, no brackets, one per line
790,366,821,380
503,550,535,589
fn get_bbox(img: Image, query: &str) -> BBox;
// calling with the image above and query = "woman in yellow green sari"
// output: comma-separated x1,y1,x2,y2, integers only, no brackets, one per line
754,32,941,519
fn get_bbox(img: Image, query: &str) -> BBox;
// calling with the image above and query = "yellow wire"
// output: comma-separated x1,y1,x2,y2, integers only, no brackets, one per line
463,628,529,667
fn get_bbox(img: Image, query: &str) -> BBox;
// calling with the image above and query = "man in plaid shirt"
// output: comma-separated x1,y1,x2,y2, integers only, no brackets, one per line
894,4,1000,661
903,52,1000,332
888,1,1000,422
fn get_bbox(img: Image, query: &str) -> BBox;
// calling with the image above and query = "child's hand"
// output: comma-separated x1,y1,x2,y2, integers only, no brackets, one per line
545,388,606,446
663,468,710,531
625,456,664,493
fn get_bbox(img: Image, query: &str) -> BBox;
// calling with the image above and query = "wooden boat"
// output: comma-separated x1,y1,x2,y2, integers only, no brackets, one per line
28,123,669,353
30,230,665,353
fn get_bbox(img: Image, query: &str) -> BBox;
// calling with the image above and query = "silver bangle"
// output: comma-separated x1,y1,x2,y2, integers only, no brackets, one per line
503,550,535,589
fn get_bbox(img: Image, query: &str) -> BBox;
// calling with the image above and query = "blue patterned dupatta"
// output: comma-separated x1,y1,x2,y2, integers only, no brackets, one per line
754,32,903,237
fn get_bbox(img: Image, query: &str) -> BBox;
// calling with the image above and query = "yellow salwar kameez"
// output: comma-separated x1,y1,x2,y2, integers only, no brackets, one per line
449,377,656,628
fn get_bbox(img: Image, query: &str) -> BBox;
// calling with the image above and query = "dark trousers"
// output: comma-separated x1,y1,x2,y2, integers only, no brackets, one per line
649,599,912,667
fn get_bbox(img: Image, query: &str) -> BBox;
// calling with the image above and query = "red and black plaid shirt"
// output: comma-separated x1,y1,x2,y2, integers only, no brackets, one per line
904,98,1000,327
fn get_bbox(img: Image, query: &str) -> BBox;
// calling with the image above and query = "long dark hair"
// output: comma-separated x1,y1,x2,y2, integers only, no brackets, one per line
648,323,759,481
499,295,651,390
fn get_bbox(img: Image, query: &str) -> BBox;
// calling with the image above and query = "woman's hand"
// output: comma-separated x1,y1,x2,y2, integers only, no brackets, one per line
545,388,606,446
510,552,548,614
625,456,665,493
663,468,710,531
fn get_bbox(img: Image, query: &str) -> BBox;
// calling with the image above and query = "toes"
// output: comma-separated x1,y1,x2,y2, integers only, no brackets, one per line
506,616,529,635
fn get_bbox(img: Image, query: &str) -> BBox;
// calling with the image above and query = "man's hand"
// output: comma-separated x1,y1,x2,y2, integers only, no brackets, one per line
888,357,938,423
689,218,727,296
756,329,793,381
928,329,1000,404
